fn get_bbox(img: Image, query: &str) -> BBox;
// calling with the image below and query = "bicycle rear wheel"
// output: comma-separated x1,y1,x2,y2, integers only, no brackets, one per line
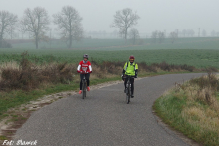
82,80,86,99
126,82,130,104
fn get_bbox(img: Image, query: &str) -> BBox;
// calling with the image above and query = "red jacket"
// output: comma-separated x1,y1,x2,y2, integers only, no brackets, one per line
77,60,92,73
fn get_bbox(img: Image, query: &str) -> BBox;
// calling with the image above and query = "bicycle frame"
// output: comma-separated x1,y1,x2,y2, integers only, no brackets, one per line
82,74,87,99
124,75,134,104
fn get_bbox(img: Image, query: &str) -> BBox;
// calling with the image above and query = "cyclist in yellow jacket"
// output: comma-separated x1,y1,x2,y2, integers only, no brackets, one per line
122,55,138,98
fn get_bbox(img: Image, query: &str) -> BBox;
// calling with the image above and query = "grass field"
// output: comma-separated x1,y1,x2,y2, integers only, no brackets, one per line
0,37,219,68
0,49,219,68
10,37,219,50
0,37,218,143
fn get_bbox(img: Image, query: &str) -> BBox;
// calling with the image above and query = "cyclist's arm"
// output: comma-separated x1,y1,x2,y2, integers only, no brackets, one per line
77,61,82,73
88,61,92,73
123,62,127,74
135,64,138,77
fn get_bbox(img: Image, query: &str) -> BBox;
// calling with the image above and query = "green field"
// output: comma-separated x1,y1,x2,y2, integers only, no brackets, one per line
1,37,219,68
0,37,219,143
10,37,219,50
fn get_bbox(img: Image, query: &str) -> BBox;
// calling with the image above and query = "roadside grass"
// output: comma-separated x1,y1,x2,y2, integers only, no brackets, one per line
153,73,219,146
0,70,194,121
0,51,207,121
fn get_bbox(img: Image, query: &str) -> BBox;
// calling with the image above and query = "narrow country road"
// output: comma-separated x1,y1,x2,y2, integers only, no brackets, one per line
13,73,205,146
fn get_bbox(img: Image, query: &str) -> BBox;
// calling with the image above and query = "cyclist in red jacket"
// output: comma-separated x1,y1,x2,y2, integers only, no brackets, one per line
77,54,92,94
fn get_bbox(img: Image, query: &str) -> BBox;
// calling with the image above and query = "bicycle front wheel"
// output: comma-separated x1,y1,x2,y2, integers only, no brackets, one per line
82,81,86,99
126,83,130,104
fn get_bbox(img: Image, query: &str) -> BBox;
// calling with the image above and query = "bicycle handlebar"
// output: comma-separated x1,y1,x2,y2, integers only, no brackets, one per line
78,71,91,74
123,75,135,78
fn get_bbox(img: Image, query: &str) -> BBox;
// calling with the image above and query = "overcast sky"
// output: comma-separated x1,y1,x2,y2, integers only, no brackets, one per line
1,0,219,34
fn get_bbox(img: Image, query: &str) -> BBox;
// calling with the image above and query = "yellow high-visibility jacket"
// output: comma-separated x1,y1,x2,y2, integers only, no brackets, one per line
123,62,138,76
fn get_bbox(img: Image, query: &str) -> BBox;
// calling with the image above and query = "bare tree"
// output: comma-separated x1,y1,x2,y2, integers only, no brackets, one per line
20,7,50,49
151,30,158,43
0,11,18,48
190,29,195,37
211,30,216,37
186,29,195,37
169,31,178,43
18,24,26,39
158,31,165,43
182,29,186,37
53,6,83,48
111,8,140,40
8,24,16,39
202,29,206,37
128,28,139,45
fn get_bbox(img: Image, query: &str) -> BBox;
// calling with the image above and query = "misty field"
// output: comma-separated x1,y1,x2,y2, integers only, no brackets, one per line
9,37,219,50
0,37,219,68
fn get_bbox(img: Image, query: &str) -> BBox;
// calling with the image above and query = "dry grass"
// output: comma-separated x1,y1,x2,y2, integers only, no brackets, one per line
0,52,76,91
0,52,217,92
177,73,219,145
183,106,219,137
154,72,219,145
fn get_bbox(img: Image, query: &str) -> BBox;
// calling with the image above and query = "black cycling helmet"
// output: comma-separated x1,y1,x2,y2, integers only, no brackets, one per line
83,54,89,59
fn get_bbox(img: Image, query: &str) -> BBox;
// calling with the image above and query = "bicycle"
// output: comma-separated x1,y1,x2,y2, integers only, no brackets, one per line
124,75,134,104
81,73,87,99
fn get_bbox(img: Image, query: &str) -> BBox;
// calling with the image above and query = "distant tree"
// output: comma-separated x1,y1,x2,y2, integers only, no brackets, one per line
20,7,50,49
112,30,118,38
158,31,165,43
151,30,165,43
111,8,140,40
8,24,16,39
190,29,195,37
18,23,26,39
0,11,18,48
211,30,216,37
128,28,139,45
53,6,83,48
169,31,178,43
182,29,186,37
186,29,195,37
202,29,206,37
151,30,158,43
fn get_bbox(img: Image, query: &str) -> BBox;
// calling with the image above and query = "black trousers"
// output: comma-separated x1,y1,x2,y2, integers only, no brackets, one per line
80,73,90,90
124,77,134,94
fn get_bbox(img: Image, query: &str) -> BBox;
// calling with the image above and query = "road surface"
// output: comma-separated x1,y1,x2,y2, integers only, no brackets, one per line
13,73,205,146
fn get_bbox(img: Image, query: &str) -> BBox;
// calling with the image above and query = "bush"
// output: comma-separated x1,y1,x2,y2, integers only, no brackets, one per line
0,52,74,91
190,72,219,91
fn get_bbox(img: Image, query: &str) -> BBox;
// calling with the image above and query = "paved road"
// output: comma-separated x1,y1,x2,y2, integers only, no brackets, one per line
13,73,205,146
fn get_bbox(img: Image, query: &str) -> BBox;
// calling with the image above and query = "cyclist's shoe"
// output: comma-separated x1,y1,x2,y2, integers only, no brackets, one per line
79,90,82,94
87,86,90,91
131,93,134,98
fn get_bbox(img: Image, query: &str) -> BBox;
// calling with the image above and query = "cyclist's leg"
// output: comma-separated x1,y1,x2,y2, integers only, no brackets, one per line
85,73,90,86
80,74,83,90
85,73,90,91
78,74,83,94
124,77,128,93
131,78,134,96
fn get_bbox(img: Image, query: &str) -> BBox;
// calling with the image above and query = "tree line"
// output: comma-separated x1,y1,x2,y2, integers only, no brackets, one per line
1,6,218,48
0,7,141,49
0,6,84,49
150,28,219,44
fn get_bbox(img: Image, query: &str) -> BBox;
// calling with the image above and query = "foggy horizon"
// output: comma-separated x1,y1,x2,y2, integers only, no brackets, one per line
1,0,219,35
